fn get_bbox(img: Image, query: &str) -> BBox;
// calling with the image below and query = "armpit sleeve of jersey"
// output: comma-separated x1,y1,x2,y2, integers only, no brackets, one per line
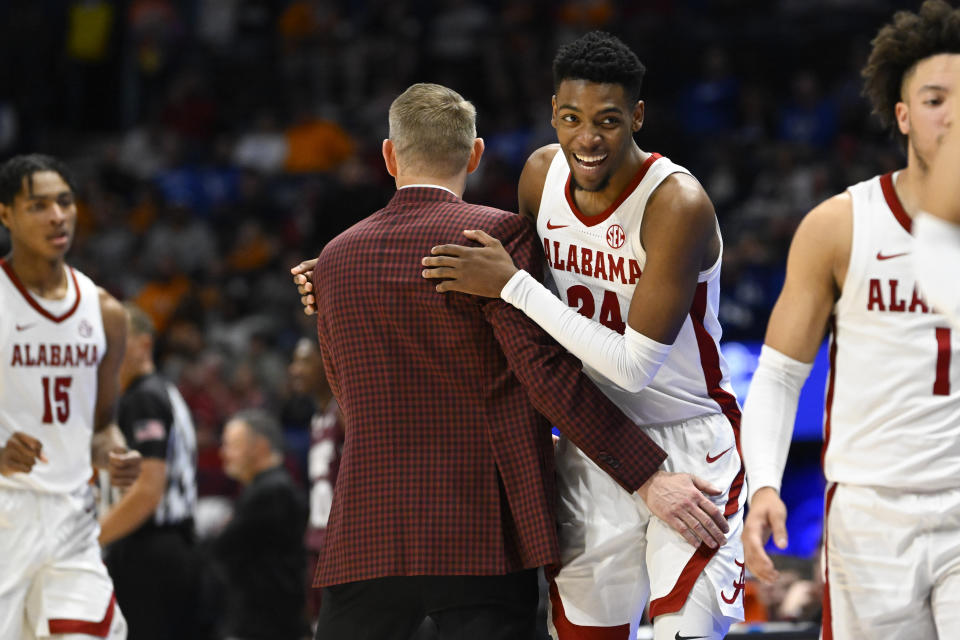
500,269,671,392
740,345,813,503
914,212,960,330
118,388,172,460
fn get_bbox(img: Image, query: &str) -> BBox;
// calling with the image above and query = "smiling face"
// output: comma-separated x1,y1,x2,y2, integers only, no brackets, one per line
552,79,644,195
0,171,76,263
896,53,960,172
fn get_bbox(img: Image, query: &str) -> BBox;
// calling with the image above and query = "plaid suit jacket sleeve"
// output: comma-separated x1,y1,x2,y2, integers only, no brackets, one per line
481,214,666,492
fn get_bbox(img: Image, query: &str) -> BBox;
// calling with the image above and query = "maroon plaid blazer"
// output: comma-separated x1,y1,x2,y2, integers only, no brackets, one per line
312,186,666,587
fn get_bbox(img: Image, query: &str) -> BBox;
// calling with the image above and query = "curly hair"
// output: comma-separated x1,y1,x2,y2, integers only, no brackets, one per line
553,31,646,102
862,0,960,148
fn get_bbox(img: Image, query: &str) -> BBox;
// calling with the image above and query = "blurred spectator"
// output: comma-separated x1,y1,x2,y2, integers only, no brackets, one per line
232,110,287,174
286,337,345,624
213,409,309,640
283,106,355,174
100,303,202,640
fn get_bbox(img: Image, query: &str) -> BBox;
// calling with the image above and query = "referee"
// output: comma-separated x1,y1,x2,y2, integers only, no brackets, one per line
99,302,201,640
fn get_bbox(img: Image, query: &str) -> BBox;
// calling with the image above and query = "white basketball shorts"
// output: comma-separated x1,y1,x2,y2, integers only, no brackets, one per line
0,486,125,639
547,412,746,640
823,483,960,640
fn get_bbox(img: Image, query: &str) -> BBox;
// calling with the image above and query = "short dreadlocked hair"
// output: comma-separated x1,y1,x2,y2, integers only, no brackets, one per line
862,0,960,149
553,31,646,103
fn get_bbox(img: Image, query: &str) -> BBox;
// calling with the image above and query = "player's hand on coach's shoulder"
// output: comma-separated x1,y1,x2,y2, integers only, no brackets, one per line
743,486,788,584
0,431,48,476
421,229,519,298
637,470,729,550
107,448,142,489
291,258,319,316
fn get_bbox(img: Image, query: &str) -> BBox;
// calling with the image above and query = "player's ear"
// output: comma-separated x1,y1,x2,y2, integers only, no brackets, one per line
466,138,484,174
895,101,910,136
0,203,11,230
551,95,558,129
632,100,645,132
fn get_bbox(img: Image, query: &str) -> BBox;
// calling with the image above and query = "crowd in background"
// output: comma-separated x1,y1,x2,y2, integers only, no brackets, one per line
0,0,919,628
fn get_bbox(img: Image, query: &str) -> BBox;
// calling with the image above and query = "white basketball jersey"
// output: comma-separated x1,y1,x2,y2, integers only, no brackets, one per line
825,172,960,491
0,260,106,494
538,150,740,427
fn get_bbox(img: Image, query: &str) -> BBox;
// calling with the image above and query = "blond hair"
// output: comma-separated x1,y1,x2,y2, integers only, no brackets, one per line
388,83,477,178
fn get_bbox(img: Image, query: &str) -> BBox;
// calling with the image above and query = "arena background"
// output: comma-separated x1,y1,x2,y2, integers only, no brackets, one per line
0,0,927,637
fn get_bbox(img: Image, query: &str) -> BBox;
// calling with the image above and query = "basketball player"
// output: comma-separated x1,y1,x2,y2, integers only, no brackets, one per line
0,154,139,639
419,31,745,640
915,71,960,329
736,2,960,637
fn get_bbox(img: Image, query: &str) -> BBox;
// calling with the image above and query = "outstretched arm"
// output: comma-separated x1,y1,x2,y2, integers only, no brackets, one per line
741,194,848,584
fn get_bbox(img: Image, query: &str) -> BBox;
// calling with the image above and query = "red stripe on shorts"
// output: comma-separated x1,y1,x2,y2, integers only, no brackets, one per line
549,580,631,639
821,484,839,640
48,592,116,637
648,543,715,619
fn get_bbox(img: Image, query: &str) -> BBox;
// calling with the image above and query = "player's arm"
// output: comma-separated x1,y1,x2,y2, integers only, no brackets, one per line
0,432,48,476
422,173,714,392
915,95,960,327
740,194,849,584
90,289,141,488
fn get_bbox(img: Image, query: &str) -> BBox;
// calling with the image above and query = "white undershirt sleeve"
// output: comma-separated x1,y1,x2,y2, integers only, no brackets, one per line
914,212,960,330
500,270,671,392
740,345,813,504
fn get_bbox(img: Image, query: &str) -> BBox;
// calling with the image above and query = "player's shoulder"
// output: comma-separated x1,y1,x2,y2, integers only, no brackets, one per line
645,168,716,233
796,191,852,241
524,144,562,175
650,170,712,211
789,191,853,270
96,286,125,323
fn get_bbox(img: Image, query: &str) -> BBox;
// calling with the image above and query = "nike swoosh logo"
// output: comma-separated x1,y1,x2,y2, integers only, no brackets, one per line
15,323,35,332
675,633,708,640
876,251,909,261
546,220,569,230
706,446,732,463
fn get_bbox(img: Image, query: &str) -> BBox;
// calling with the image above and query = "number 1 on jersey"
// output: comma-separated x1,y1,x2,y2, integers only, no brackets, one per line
41,376,72,424
934,327,952,396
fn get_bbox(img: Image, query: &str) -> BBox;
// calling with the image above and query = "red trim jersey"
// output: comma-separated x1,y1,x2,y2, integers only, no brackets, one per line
0,260,106,494
824,172,960,491
538,150,739,428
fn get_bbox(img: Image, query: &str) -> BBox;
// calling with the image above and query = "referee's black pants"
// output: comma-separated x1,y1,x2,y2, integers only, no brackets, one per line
314,568,540,640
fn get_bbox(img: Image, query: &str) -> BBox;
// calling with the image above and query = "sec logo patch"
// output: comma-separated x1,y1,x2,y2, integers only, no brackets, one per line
606,224,625,249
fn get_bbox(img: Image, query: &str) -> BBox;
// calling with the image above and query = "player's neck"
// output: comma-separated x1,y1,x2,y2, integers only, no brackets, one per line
4,249,68,299
893,163,925,219
571,145,648,217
